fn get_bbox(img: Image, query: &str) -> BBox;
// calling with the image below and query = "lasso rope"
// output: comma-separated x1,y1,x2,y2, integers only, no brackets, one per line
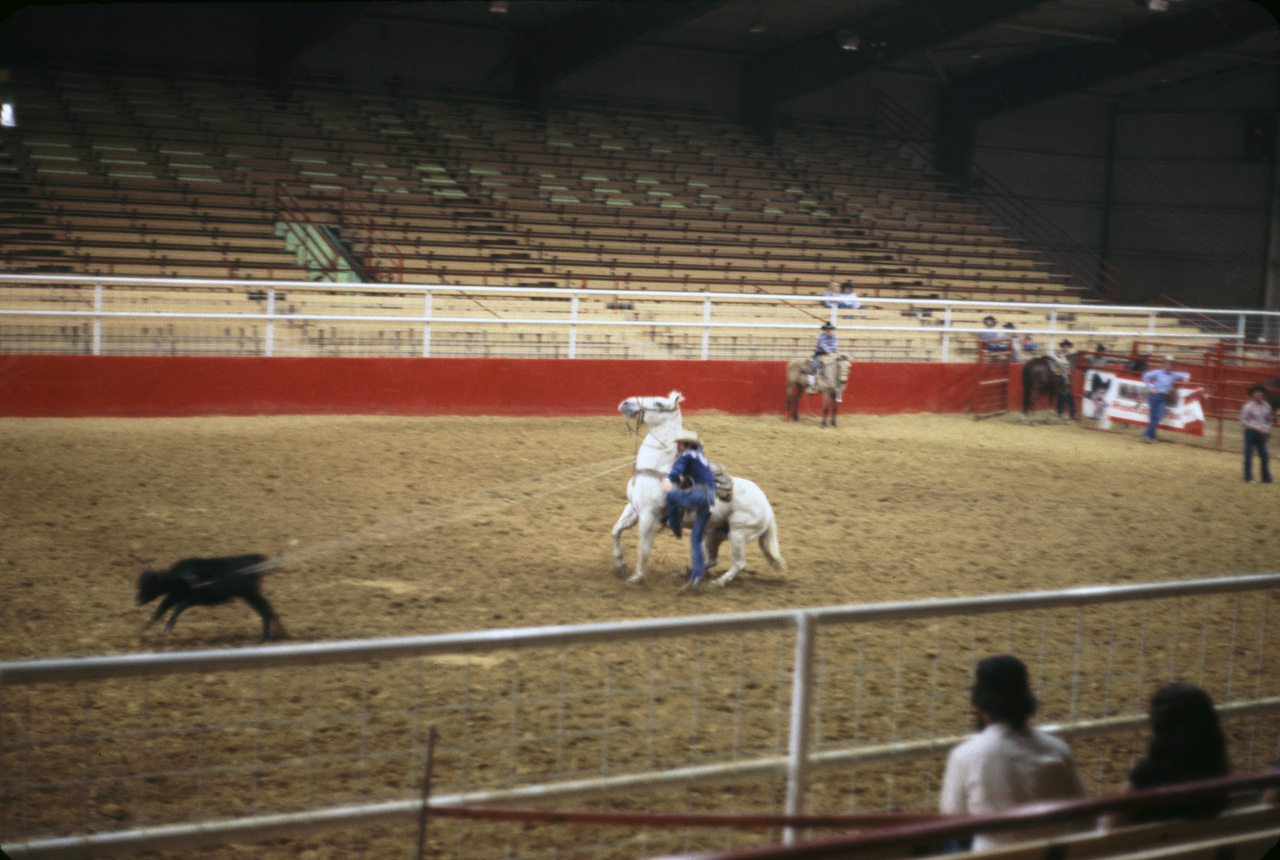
239,456,634,576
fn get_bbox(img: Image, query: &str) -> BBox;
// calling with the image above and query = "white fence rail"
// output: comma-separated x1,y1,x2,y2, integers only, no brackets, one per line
2,273,1278,361
3,574,1280,859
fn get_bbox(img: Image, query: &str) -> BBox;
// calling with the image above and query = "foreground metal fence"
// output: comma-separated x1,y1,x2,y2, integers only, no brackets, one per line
2,273,1278,361
3,574,1279,860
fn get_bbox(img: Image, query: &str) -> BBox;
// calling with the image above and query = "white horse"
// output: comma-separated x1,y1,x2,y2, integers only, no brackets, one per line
703,477,786,588
611,392,785,587
612,391,684,585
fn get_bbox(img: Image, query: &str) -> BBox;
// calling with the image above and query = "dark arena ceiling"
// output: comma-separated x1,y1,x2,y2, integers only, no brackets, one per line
388,0,1279,107
0,1,1275,116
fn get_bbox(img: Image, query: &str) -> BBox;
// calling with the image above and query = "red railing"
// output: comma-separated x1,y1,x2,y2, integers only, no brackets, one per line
273,181,405,284
274,180,348,281
340,194,404,284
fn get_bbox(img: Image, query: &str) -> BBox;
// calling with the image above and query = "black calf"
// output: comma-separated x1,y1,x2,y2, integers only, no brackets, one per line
137,554,282,642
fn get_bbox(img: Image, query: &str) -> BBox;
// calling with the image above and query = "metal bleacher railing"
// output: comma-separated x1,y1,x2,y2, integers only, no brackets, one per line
1,273,1275,363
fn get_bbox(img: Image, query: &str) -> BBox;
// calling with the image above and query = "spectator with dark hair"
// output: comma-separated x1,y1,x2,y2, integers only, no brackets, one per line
823,280,861,312
979,315,1008,353
1102,682,1231,829
939,655,1086,851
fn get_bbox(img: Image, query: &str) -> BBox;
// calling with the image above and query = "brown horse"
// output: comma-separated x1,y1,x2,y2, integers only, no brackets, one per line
1263,377,1280,412
1021,353,1081,423
785,355,850,427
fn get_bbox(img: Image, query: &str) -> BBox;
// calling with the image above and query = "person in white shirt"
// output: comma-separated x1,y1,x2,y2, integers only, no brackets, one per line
823,280,862,311
1240,384,1274,483
939,655,1086,851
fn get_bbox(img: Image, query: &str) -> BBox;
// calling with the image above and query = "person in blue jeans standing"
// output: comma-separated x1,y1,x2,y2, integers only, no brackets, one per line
663,428,716,590
1241,384,1274,483
1140,356,1190,443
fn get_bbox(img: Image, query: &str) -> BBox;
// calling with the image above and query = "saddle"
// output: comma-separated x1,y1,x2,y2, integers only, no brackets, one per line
808,354,839,393
711,462,734,502
677,462,734,502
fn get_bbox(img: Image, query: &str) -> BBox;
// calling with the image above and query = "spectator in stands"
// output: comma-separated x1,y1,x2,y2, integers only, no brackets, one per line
1021,333,1040,355
1241,384,1274,484
939,655,1086,852
1141,356,1191,443
1088,344,1111,368
824,280,862,312
807,323,838,390
822,280,842,308
979,316,1008,353
1101,682,1230,829
661,428,715,590
1003,323,1021,359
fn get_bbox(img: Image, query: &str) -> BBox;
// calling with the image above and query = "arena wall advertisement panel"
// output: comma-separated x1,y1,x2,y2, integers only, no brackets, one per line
1080,369,1206,436
0,356,977,417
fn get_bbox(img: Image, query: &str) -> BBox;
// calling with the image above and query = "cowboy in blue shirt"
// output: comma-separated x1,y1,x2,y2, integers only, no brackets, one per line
663,428,716,589
1140,356,1191,443
808,323,838,387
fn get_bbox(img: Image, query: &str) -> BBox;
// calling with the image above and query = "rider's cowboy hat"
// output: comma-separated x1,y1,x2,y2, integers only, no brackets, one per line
820,322,835,330
674,429,700,446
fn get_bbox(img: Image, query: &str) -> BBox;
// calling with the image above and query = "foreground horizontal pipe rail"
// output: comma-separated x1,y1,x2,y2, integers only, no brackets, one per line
4,573,1279,684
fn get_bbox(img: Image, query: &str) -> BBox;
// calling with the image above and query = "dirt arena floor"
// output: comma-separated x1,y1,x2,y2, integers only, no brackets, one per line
2,409,1278,858
2,410,1276,657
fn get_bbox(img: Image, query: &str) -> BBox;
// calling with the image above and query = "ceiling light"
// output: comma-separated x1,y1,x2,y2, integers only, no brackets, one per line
489,1,510,13
838,30,861,51
1147,0,1169,10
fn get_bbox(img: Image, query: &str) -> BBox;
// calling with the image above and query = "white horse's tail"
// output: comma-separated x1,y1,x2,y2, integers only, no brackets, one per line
758,518,787,573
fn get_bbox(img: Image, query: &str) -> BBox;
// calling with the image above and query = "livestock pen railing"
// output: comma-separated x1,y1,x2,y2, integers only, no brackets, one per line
3,574,1279,860
1,273,1278,362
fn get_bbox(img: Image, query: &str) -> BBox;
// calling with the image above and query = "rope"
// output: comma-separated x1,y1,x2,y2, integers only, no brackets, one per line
236,456,634,577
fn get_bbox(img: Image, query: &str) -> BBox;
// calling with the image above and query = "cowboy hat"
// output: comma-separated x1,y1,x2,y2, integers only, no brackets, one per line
674,429,699,445
820,322,835,330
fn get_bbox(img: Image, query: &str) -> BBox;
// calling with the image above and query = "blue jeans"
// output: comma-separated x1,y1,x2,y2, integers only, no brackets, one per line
1244,429,1272,482
665,486,713,583
1144,393,1170,439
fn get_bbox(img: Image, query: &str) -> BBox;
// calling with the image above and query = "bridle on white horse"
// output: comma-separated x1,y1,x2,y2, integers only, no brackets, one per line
623,396,680,479
622,396,678,435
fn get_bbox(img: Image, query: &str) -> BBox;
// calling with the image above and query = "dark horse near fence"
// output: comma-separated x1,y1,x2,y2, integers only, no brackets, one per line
1264,377,1280,411
1022,355,1077,422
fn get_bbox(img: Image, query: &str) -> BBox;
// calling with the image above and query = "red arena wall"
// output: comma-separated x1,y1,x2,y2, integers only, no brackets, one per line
0,356,979,417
